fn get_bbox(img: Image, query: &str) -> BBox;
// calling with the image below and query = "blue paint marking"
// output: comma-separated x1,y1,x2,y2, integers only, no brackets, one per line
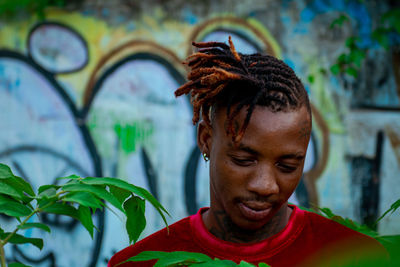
301,0,373,48
182,8,198,25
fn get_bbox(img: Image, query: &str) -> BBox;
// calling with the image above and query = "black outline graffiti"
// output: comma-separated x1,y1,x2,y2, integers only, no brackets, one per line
0,50,103,267
27,21,89,74
82,52,186,118
202,28,264,53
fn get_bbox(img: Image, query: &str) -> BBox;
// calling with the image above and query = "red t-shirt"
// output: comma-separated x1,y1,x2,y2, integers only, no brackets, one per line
108,205,388,266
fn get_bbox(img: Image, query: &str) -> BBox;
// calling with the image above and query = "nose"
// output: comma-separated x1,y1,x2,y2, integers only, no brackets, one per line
247,165,279,196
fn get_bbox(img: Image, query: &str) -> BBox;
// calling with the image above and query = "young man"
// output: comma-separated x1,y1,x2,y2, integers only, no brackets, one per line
109,37,387,266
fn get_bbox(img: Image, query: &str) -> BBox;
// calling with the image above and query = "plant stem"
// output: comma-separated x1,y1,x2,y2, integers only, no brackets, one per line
0,241,6,267
2,191,65,246
2,208,39,245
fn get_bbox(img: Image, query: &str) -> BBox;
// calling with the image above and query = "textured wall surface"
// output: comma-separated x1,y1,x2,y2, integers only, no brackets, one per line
0,0,399,266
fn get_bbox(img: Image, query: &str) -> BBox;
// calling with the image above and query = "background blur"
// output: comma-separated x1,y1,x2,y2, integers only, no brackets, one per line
0,0,399,266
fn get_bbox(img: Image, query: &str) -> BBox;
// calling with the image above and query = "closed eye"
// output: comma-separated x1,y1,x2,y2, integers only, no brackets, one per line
276,162,298,173
231,156,255,166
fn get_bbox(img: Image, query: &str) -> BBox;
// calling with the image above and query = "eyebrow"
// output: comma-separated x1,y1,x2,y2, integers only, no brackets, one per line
228,142,305,160
228,143,260,155
279,154,305,160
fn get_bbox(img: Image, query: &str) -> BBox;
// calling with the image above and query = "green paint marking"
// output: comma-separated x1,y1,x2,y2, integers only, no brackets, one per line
114,121,154,154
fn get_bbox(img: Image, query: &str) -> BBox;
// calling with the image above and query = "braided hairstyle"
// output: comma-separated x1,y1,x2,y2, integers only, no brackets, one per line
175,36,311,143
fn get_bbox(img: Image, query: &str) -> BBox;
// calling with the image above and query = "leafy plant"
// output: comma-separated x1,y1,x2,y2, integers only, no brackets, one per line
0,163,169,267
118,251,270,267
0,0,66,20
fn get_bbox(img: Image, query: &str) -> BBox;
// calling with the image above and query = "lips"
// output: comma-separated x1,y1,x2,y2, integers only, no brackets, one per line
238,201,272,221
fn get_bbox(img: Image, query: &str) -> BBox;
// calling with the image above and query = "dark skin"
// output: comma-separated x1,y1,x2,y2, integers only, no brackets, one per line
197,105,311,244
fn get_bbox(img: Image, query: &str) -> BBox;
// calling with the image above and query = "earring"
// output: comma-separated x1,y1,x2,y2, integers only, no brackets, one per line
202,153,209,162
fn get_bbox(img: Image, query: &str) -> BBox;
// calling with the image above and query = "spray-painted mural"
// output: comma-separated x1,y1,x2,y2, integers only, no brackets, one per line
0,0,399,266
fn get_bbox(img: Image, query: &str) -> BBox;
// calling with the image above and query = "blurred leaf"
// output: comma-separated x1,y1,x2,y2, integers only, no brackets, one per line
319,207,335,218
0,163,15,179
124,196,146,244
38,184,60,195
8,263,32,267
375,235,400,264
376,199,400,224
307,75,315,84
109,185,131,205
41,202,79,220
63,191,103,210
372,28,390,49
330,63,341,75
56,174,81,180
0,232,43,250
345,67,358,77
239,261,257,267
258,263,271,267
37,187,57,200
124,251,213,266
337,53,346,64
18,222,51,233
62,183,123,212
330,14,349,29
78,205,94,238
349,49,365,67
345,36,359,49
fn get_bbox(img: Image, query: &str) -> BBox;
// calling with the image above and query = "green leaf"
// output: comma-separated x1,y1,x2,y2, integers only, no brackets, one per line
124,251,213,267
0,163,14,179
109,185,131,205
307,75,314,84
41,202,79,220
0,201,32,217
8,262,32,267
82,177,170,225
330,14,349,29
38,184,60,195
345,67,358,77
330,63,341,75
9,176,35,196
37,187,58,200
78,205,94,238
349,49,365,67
18,222,51,233
319,207,335,218
63,191,103,210
124,251,168,263
0,232,43,250
0,180,23,199
56,174,81,180
345,36,359,49
124,196,146,244
258,263,271,267
375,198,400,224
239,261,257,266
62,183,123,212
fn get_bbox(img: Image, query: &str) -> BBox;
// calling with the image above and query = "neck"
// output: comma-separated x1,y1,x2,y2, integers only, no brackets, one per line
202,204,292,244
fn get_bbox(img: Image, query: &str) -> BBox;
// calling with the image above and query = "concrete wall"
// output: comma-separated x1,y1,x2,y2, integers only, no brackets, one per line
0,0,399,266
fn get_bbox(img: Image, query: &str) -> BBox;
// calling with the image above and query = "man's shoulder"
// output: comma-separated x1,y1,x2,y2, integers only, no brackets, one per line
301,209,387,252
108,215,193,267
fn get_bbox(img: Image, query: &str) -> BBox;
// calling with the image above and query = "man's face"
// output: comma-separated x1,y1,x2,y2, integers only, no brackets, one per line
198,105,311,231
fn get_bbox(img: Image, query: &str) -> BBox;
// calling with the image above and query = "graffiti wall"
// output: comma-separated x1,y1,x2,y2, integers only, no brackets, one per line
0,0,399,266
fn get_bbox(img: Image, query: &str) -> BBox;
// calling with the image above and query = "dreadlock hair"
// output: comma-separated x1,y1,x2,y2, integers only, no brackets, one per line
175,36,311,143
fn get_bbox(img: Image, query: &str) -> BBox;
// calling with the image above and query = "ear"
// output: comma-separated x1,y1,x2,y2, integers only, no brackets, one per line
197,120,212,156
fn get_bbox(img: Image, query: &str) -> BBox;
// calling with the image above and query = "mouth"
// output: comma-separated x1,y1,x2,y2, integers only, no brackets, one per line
238,201,272,221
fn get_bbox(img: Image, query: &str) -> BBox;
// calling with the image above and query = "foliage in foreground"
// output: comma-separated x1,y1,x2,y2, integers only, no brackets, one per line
1,161,399,267
0,163,169,267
